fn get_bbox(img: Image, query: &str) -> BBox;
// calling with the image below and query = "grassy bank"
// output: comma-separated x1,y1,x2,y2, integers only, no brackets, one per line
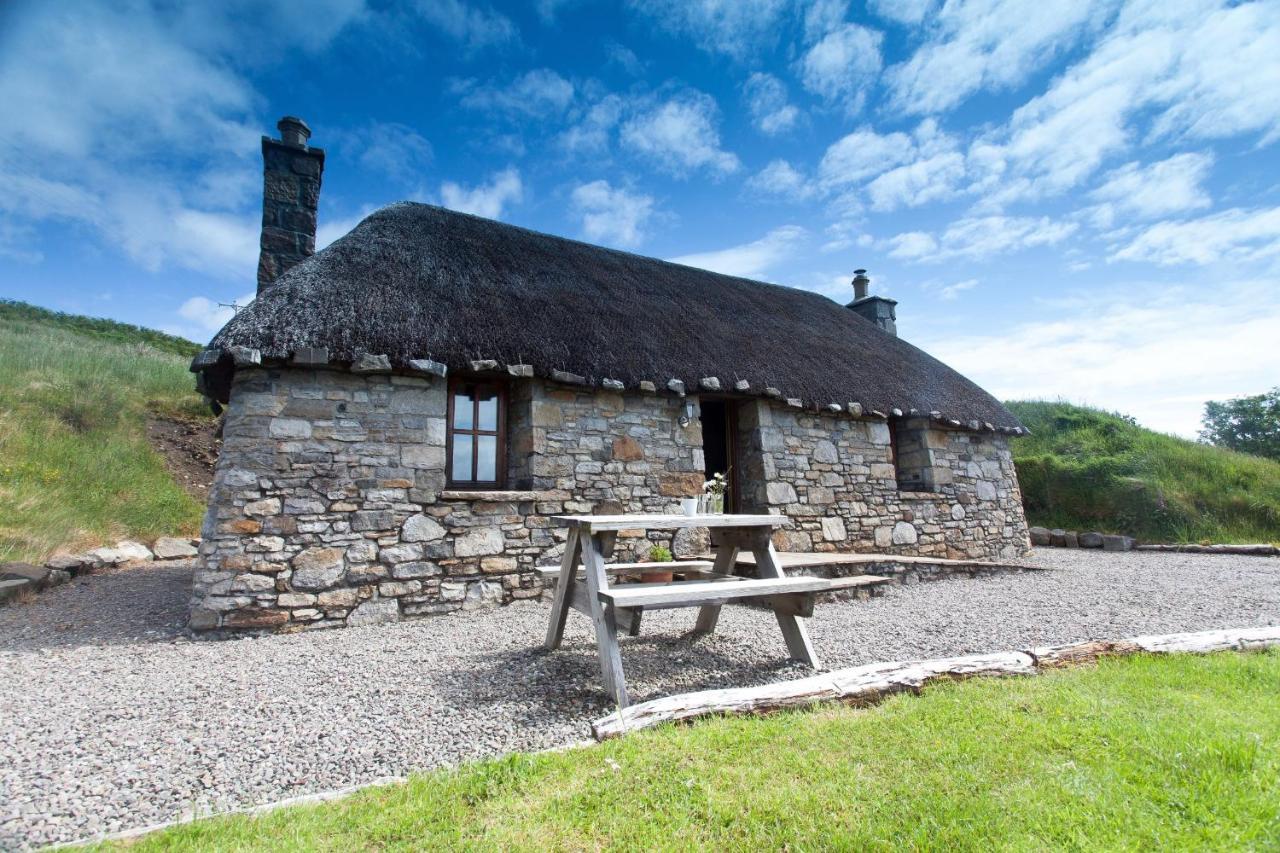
1008,400,1280,543
103,650,1280,850
0,302,208,562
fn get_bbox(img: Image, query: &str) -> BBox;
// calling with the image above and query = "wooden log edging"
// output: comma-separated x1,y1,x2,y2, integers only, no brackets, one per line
591,625,1280,740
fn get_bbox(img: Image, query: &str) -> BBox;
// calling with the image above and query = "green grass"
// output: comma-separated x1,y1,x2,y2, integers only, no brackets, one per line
0,301,209,561
102,651,1280,851
1008,400,1280,543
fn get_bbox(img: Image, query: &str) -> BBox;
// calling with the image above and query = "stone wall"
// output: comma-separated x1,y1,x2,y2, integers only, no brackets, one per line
191,369,705,633
736,402,1029,561
192,367,1029,634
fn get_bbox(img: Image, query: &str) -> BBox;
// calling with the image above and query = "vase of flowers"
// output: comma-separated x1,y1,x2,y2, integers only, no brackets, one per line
703,472,728,514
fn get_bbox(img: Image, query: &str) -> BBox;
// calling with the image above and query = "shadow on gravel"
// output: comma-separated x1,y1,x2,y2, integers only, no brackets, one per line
0,560,194,652
436,628,803,714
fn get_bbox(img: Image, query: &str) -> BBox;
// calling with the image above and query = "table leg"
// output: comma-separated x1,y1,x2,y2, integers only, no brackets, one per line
693,539,740,634
582,532,629,708
543,527,581,650
750,528,821,669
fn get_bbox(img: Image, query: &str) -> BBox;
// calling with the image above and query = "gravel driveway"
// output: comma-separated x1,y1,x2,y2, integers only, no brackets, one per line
3,550,1278,849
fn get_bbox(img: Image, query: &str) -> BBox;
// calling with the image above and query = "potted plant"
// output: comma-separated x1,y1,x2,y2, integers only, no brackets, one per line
702,471,729,514
641,544,674,583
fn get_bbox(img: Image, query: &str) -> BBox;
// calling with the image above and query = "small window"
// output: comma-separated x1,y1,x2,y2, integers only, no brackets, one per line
447,379,507,488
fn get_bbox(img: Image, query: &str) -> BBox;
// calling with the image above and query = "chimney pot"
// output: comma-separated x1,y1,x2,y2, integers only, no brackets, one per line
852,268,870,301
277,116,311,148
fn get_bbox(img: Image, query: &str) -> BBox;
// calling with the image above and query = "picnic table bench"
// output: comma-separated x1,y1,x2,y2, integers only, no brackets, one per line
543,513,883,707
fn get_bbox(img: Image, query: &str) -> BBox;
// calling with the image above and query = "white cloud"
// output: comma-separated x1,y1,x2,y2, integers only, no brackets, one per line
454,68,575,117
867,0,938,25
604,42,645,75
887,0,1115,115
1110,206,1280,267
440,168,523,219
670,225,806,279
742,73,800,136
923,280,1280,436
971,0,1280,205
887,231,939,260
936,278,978,301
802,0,850,40
1086,152,1213,227
818,119,964,210
818,128,914,189
625,0,789,59
866,151,966,211
746,160,814,200
558,94,624,154
414,0,517,49
798,23,883,112
570,181,656,249
620,92,740,177
177,291,257,335
890,215,1077,262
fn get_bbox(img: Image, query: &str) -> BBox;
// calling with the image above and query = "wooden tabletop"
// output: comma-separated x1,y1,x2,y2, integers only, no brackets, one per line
553,513,789,532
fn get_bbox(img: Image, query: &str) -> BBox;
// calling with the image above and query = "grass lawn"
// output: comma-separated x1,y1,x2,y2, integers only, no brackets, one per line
0,302,208,561
104,650,1280,851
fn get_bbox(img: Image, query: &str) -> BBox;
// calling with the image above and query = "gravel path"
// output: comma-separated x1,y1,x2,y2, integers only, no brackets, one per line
3,550,1277,849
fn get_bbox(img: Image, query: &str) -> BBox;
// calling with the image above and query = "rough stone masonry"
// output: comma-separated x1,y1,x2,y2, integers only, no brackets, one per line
191,366,1028,634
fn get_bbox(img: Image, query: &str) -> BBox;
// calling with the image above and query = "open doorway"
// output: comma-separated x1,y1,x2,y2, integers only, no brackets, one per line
699,399,740,513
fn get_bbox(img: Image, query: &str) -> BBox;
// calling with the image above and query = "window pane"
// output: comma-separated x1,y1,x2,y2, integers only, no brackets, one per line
477,435,497,481
451,434,473,482
453,388,473,429
476,388,499,431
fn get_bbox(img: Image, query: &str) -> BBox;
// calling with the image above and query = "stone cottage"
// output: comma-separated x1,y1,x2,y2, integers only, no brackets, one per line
188,117,1030,634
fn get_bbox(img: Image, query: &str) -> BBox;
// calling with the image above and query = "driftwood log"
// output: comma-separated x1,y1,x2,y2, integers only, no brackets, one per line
1134,543,1279,556
591,626,1280,740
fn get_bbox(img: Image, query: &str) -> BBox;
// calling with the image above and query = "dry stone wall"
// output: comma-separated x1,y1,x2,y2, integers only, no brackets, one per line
192,368,1029,634
192,369,704,633
736,404,1029,561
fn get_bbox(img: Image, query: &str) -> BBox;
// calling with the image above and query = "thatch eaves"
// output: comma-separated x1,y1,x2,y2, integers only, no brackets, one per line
194,203,1023,432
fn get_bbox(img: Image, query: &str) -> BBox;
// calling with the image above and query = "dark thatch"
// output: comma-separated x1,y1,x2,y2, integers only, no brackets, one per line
196,202,1021,430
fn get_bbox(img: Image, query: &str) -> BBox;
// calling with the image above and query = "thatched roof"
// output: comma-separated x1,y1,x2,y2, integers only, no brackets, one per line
195,203,1022,431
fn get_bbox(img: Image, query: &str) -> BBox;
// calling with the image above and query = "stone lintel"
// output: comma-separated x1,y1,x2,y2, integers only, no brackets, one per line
408,358,447,378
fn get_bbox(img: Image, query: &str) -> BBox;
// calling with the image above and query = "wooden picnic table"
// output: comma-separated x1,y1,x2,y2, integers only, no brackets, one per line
543,513,875,708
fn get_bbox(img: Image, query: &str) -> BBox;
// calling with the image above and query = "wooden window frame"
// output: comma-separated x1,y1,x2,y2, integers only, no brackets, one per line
446,378,508,489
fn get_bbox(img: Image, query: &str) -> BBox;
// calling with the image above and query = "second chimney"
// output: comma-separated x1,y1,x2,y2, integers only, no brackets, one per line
847,269,898,335
257,116,324,294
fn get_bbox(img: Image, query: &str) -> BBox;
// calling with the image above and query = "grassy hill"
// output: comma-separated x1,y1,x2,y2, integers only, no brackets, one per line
1008,400,1280,544
0,301,210,562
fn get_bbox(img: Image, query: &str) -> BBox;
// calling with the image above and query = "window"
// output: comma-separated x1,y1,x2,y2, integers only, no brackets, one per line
447,380,507,488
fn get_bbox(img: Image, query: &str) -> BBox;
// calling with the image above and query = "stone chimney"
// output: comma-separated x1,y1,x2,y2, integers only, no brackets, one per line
847,268,898,336
257,116,324,294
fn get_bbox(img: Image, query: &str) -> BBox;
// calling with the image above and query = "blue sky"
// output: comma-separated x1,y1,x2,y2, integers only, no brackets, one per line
1,0,1278,436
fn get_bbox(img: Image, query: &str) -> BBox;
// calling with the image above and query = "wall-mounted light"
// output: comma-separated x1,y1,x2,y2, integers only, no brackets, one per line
678,399,696,428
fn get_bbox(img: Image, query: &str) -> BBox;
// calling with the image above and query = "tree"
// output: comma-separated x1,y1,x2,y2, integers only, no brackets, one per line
1199,387,1280,460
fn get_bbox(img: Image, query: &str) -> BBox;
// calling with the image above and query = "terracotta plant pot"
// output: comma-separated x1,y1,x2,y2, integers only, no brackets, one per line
640,569,674,583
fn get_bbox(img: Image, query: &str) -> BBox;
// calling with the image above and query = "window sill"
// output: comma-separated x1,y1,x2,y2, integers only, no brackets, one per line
440,489,555,501
897,491,949,500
